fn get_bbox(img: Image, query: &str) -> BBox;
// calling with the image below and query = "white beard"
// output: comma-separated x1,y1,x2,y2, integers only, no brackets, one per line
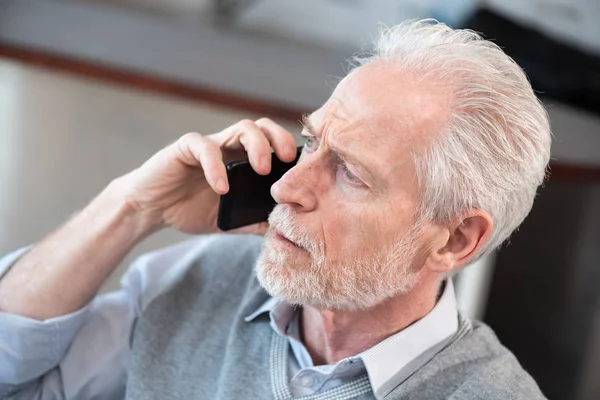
255,205,423,311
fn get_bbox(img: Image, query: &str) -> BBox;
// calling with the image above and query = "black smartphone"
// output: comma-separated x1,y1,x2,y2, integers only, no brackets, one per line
217,147,302,231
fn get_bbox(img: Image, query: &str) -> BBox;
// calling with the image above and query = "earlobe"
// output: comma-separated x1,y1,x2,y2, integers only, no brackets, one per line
429,250,455,272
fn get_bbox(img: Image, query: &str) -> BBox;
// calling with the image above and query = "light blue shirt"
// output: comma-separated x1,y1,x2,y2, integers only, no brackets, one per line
0,237,458,399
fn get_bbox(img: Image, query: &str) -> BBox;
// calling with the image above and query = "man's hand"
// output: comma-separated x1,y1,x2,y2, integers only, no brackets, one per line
0,118,296,319
119,118,297,234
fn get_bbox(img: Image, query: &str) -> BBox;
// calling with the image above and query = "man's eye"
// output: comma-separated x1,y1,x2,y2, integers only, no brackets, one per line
303,136,317,149
341,164,358,182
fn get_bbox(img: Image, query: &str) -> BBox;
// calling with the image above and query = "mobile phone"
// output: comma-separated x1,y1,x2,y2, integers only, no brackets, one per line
217,147,302,231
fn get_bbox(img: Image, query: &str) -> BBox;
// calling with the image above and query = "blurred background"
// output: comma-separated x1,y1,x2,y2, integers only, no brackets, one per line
0,1,599,399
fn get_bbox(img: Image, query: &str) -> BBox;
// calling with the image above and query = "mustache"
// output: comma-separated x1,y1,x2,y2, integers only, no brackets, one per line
267,206,323,255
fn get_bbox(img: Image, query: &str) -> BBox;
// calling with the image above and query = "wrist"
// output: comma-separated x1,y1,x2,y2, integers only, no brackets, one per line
80,178,163,246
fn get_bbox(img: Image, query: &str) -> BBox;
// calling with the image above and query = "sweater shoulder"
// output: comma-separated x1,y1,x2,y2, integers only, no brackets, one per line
448,322,546,399
386,320,546,400
142,233,268,317
183,233,265,280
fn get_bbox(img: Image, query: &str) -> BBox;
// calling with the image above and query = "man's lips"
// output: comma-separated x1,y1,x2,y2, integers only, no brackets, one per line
274,229,304,250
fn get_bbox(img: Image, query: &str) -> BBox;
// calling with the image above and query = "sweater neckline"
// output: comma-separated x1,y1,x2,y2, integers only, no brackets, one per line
268,314,474,400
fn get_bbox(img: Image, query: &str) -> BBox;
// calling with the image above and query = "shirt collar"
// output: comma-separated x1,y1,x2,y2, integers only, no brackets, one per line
244,297,279,323
361,279,458,396
245,280,459,397
244,296,297,337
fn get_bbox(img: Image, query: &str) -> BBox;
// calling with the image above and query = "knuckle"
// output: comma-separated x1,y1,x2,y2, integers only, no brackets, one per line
177,132,210,158
237,119,256,130
255,117,274,126
180,132,202,143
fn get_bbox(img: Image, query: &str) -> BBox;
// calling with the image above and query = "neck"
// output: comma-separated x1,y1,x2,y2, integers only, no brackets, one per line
300,274,442,365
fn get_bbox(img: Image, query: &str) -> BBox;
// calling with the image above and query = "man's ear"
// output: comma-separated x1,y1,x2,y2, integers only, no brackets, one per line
424,210,493,273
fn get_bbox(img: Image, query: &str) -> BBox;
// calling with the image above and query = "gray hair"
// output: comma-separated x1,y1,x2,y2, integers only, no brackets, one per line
352,19,551,262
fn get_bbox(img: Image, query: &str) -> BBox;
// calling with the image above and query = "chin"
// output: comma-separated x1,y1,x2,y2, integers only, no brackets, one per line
256,254,402,312
255,229,422,310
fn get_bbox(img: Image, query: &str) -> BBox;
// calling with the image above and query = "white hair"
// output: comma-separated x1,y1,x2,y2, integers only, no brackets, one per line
352,19,552,262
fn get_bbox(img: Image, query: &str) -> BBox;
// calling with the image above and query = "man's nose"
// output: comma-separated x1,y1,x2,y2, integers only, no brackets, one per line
270,155,320,212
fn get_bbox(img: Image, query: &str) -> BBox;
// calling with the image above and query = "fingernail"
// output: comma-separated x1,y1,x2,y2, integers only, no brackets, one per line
216,178,228,192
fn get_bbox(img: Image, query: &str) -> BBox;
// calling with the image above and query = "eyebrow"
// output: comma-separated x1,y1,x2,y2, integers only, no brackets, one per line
300,114,318,136
300,113,381,187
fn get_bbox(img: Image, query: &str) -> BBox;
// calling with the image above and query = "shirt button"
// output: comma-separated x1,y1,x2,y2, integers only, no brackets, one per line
301,375,314,388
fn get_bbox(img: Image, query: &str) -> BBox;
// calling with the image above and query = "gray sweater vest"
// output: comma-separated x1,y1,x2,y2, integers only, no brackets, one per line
124,234,546,400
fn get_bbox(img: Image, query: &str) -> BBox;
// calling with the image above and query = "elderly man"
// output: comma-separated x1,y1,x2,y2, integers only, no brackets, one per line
0,20,549,399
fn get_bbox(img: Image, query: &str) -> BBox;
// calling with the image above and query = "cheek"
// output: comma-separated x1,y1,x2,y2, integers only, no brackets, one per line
319,193,418,257
320,199,392,256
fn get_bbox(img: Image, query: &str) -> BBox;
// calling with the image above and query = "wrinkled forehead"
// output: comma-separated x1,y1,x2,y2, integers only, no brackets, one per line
311,62,451,162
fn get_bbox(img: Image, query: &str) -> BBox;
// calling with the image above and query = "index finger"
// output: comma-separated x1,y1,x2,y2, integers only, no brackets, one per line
254,118,298,163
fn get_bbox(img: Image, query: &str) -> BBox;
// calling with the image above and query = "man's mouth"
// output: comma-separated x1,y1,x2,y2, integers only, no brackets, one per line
274,229,304,251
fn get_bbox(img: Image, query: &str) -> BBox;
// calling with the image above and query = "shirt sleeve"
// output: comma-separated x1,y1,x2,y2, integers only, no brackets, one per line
0,237,203,400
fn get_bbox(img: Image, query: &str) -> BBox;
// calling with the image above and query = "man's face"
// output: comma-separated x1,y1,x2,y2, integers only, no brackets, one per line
256,63,451,310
